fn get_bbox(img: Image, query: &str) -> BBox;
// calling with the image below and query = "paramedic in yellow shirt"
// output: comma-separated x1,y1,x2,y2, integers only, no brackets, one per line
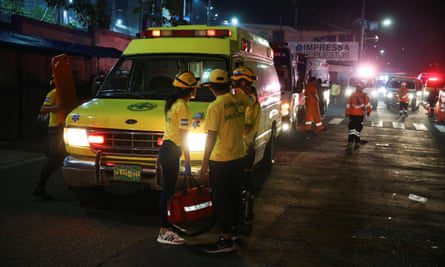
33,77,66,201
157,71,198,246
200,69,249,253
231,66,261,235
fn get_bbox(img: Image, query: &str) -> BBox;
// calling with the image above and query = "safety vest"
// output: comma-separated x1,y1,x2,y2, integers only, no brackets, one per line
397,87,409,103
345,91,371,116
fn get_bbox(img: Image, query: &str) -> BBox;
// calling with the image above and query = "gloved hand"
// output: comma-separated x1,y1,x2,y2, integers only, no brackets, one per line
184,160,192,176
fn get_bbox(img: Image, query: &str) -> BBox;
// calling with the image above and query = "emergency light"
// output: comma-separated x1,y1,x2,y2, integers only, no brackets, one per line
142,29,232,38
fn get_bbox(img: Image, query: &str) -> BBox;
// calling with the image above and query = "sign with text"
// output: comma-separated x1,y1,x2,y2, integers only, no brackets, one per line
295,42,359,62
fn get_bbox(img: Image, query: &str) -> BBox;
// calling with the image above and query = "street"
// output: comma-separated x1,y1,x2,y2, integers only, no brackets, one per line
1,102,444,266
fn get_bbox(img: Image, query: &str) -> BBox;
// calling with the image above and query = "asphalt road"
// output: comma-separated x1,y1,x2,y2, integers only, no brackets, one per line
1,101,444,266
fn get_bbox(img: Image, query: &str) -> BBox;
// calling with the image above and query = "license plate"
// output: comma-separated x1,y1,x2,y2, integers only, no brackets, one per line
113,165,141,182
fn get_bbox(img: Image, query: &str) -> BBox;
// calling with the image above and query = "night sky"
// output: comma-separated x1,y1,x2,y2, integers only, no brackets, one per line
213,0,445,74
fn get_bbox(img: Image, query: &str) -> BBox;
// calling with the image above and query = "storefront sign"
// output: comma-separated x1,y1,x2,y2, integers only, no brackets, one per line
295,42,359,62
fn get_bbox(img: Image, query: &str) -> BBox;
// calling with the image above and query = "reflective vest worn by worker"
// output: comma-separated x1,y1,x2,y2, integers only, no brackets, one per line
436,89,445,122
345,91,371,116
397,87,409,103
304,83,324,130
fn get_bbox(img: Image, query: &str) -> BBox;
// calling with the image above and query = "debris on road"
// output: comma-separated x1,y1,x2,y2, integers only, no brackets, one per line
376,143,390,147
408,194,428,203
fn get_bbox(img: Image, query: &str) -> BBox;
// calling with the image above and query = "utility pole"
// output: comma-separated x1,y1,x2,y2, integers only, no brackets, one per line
359,0,366,61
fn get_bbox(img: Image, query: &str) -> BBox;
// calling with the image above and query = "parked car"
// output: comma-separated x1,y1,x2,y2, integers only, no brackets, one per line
384,76,422,111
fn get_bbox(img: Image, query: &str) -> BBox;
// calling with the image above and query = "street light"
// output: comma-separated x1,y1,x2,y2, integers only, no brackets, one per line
231,17,239,26
382,18,392,27
380,49,385,55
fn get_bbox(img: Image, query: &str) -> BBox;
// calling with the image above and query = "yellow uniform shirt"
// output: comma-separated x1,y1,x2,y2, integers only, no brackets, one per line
204,92,249,162
43,89,65,127
244,96,261,146
163,99,190,147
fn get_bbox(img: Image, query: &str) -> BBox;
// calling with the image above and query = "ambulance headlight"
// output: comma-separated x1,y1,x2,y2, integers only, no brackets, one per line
408,93,414,100
64,128,89,147
345,87,354,97
282,122,290,132
416,91,422,97
386,92,393,98
281,102,290,116
187,133,207,152
378,86,387,94
371,90,378,98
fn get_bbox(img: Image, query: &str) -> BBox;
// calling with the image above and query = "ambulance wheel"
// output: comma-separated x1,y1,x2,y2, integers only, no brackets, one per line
262,127,276,171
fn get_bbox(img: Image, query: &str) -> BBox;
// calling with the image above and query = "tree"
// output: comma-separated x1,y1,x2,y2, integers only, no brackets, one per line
45,0,110,29
133,0,188,28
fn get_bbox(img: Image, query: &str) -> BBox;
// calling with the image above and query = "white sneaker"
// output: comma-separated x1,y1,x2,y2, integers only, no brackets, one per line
157,230,186,245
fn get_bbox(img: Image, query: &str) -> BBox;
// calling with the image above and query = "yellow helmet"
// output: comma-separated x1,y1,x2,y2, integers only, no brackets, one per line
172,71,199,89
208,69,230,84
232,67,256,83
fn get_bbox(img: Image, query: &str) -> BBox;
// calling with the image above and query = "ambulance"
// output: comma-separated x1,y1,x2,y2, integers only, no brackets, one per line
62,25,282,194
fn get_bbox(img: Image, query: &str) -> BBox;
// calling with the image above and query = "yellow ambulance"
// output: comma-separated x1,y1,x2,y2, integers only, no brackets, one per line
62,25,281,193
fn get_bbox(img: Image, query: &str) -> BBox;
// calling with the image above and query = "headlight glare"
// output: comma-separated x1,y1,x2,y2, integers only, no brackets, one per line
187,133,207,152
416,91,422,97
64,128,90,147
408,93,414,100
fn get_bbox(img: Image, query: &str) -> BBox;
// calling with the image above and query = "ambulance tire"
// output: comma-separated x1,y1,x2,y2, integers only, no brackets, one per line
262,127,276,171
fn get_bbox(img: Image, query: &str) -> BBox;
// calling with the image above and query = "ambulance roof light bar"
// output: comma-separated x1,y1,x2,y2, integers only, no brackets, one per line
142,29,232,38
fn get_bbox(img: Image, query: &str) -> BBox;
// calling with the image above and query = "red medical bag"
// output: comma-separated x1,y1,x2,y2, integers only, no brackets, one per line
167,176,214,225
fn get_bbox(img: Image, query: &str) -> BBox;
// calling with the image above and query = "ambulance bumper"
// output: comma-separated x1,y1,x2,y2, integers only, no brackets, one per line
63,155,202,189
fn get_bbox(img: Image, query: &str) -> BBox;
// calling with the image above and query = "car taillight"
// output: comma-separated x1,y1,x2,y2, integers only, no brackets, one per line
157,137,164,146
88,135,104,144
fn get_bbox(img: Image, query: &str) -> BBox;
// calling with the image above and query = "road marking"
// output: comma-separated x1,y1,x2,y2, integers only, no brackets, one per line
435,125,445,133
412,123,428,131
372,120,383,127
328,118,343,125
392,121,405,129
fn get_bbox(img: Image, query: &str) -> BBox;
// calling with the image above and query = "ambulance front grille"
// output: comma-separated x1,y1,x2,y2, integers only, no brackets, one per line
88,129,163,156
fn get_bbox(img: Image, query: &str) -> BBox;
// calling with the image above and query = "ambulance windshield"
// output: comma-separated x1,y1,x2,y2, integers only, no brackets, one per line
97,55,227,102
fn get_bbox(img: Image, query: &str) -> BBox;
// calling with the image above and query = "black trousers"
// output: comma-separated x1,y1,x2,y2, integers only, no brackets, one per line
38,126,66,189
209,157,245,234
241,146,255,223
400,102,409,115
348,116,364,143
158,140,181,228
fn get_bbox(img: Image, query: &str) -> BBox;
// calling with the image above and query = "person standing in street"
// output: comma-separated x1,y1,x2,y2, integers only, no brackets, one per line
345,81,372,155
231,66,260,235
200,69,249,253
304,77,326,132
397,82,409,119
33,77,66,200
156,71,198,246
330,80,341,106
316,78,325,117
